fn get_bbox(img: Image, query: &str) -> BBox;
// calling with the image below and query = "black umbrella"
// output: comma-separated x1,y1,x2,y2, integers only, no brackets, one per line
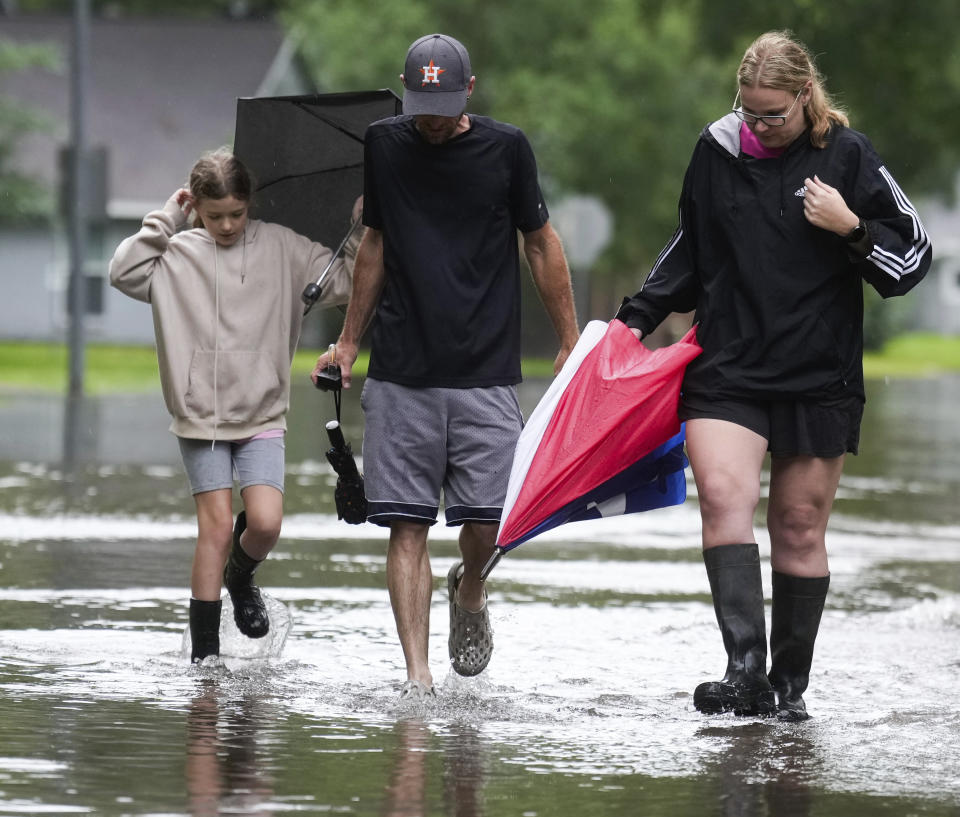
314,348,367,525
233,89,401,312
324,419,368,525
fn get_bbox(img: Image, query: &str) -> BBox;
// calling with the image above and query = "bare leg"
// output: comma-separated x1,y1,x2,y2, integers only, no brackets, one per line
387,521,433,686
191,488,234,600
684,418,768,548
237,484,283,560
685,418,775,716
767,455,844,576
456,522,498,612
766,454,842,720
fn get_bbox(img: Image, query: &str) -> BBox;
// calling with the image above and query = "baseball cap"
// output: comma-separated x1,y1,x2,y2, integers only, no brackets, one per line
402,33,472,117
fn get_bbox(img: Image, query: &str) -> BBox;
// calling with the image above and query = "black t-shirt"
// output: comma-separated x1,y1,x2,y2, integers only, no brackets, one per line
362,114,549,388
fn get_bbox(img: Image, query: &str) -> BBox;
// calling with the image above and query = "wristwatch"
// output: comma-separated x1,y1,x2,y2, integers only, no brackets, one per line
845,218,867,243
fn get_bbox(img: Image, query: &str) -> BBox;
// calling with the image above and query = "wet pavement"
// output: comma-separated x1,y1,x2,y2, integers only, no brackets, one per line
0,376,959,816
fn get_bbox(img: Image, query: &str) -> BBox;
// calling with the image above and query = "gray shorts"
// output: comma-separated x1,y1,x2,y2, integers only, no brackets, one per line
360,378,522,527
177,436,285,495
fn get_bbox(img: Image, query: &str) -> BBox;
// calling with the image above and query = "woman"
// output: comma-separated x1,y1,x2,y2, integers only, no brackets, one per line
110,148,359,664
616,31,931,719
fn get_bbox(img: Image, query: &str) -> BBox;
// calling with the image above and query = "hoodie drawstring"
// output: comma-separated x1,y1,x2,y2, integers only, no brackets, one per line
210,228,247,449
779,159,786,217
211,242,220,450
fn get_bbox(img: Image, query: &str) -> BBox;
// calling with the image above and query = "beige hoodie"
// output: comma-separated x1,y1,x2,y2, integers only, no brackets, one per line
109,196,356,440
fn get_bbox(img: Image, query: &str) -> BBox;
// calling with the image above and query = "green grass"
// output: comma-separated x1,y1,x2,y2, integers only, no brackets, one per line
863,333,960,378
0,342,163,394
1,333,958,394
0,342,372,394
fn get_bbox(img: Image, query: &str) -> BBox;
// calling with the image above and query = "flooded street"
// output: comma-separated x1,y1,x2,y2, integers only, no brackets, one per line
1,376,959,816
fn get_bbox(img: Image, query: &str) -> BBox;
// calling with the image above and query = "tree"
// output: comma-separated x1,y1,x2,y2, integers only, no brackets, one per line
0,37,59,222
12,0,281,17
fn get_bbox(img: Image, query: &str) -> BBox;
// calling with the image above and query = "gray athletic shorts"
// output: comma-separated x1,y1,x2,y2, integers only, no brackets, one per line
360,378,523,527
177,435,285,495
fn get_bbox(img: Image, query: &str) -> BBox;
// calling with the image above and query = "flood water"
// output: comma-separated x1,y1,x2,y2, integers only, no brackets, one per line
0,375,959,816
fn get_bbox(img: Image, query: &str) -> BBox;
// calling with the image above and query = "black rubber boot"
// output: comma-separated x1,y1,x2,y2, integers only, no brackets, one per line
693,543,776,717
190,598,222,663
768,571,830,722
223,511,269,638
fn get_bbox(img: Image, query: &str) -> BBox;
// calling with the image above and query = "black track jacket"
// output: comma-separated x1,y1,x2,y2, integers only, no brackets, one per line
616,113,932,402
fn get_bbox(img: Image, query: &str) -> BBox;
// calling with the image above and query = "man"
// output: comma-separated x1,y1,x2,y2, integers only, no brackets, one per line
313,33,579,703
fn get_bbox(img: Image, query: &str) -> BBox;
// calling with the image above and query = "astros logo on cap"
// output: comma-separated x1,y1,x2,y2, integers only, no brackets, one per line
420,59,446,86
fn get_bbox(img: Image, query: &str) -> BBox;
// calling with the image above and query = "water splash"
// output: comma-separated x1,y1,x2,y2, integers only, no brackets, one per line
179,593,293,665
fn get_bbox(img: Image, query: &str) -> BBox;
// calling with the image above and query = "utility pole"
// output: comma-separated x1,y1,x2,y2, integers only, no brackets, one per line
62,0,90,481
67,0,90,398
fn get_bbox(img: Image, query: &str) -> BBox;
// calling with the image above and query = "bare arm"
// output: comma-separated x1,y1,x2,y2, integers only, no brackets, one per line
523,222,579,373
311,227,385,389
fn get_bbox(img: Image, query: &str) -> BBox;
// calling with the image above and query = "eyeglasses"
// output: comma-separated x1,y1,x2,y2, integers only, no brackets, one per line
732,88,803,127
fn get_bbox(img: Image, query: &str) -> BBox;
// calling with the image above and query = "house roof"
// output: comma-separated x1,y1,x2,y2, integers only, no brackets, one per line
0,14,313,217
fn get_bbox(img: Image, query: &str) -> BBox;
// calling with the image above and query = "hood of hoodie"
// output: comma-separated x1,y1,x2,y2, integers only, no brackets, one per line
707,112,743,158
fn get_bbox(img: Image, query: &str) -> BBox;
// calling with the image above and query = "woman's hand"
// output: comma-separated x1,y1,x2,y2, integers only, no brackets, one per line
802,175,859,236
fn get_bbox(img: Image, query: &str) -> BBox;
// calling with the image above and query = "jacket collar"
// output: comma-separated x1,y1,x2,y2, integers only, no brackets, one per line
707,112,742,158
705,113,821,161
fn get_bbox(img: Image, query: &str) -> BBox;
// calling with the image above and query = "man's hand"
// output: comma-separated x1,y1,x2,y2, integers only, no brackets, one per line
311,340,360,389
552,343,576,375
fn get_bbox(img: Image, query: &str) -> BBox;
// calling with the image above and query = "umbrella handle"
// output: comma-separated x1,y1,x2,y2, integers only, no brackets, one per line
316,346,343,423
302,217,363,315
325,419,347,449
479,549,502,582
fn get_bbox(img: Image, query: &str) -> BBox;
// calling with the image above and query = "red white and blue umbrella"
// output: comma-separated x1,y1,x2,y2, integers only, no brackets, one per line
485,319,701,575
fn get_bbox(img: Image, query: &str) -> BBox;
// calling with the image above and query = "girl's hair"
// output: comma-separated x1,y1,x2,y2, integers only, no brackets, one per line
737,30,848,148
188,147,252,226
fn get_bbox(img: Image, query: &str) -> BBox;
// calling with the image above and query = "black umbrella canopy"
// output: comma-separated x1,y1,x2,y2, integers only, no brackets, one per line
233,89,401,248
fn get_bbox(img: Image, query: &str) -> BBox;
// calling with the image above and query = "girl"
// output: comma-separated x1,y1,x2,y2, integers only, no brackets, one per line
617,31,931,720
110,147,359,663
